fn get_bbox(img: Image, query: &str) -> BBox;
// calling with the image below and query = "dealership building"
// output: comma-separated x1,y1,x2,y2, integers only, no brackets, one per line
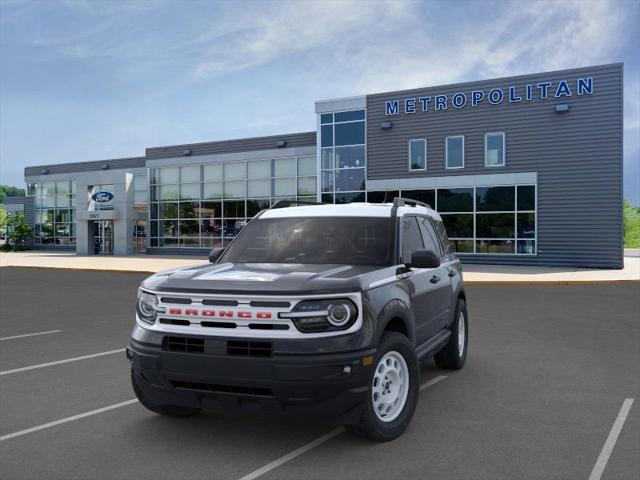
11,63,623,268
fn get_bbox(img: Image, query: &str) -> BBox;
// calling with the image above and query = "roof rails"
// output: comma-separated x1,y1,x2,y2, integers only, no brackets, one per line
392,197,433,209
270,199,324,209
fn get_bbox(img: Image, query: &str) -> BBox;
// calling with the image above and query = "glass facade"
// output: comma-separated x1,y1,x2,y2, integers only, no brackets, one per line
366,185,536,255
32,180,76,245
149,156,317,248
320,110,366,204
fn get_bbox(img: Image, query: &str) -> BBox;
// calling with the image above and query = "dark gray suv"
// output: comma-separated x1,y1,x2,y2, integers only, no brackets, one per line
127,198,468,441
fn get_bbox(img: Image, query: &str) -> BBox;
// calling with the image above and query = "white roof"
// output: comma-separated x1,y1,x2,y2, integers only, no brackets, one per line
261,202,442,221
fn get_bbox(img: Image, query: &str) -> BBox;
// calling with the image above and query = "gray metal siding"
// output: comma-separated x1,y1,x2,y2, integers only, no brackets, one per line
24,157,145,177
146,131,316,159
366,63,623,268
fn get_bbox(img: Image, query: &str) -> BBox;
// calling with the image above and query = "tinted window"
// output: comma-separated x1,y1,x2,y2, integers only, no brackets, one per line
485,133,505,166
418,217,442,257
518,185,535,211
446,137,464,168
335,110,365,122
335,122,365,146
434,220,452,254
440,214,473,238
367,191,400,203
221,217,394,265
476,213,515,238
409,139,426,170
476,186,515,211
321,125,333,147
401,217,424,263
335,169,365,191
437,188,473,212
402,189,435,208
320,113,333,124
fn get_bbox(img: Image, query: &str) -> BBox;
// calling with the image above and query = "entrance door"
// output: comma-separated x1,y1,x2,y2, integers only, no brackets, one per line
93,220,114,255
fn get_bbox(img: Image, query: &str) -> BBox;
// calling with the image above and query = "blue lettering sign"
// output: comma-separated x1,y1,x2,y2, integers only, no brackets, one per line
488,88,504,104
577,77,593,95
555,80,572,97
525,84,533,101
452,92,467,108
471,90,484,106
537,82,552,99
91,191,114,203
405,98,416,113
385,100,399,115
418,96,431,111
509,86,522,102
435,95,447,111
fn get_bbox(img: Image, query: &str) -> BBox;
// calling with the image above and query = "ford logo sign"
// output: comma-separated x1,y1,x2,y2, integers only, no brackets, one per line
91,191,114,203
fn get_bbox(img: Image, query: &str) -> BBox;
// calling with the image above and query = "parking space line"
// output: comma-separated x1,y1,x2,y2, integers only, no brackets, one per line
237,374,448,480
588,398,634,480
0,330,62,341
0,399,138,442
0,348,125,376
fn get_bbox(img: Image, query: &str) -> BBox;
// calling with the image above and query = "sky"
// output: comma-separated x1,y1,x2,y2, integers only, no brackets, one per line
1,0,639,203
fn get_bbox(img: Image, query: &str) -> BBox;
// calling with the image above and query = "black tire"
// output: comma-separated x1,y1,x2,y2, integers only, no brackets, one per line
434,298,468,370
345,332,419,442
131,369,201,418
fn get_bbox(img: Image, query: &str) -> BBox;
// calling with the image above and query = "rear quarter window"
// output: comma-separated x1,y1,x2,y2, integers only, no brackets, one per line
434,219,452,255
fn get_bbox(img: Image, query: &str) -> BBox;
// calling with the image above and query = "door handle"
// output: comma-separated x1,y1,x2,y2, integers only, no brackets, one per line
448,269,457,278
430,275,441,284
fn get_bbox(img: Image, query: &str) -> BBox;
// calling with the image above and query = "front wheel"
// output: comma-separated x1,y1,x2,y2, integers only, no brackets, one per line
345,332,419,442
434,298,468,370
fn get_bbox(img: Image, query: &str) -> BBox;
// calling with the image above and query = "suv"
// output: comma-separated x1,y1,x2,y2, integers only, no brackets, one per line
128,199,468,441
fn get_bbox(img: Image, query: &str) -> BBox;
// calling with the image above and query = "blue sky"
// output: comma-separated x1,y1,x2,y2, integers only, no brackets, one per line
1,0,639,202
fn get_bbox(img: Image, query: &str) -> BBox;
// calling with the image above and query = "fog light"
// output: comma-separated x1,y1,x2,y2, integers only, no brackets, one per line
362,355,374,366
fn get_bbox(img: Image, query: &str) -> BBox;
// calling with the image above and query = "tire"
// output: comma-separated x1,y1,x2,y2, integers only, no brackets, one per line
345,332,419,442
434,298,468,370
131,369,201,418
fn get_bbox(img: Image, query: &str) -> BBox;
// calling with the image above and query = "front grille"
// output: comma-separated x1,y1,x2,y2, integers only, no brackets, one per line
171,380,274,397
227,340,272,357
164,336,204,353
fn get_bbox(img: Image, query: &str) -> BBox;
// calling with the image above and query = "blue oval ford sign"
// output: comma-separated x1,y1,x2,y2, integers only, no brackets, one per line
91,191,114,203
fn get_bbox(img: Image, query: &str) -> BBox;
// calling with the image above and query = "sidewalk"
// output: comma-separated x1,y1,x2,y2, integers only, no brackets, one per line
1,251,639,285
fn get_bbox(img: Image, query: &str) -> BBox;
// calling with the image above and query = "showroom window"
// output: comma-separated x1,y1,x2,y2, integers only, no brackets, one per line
320,109,366,204
485,132,505,167
32,179,76,246
148,156,317,248
408,139,427,170
446,136,464,169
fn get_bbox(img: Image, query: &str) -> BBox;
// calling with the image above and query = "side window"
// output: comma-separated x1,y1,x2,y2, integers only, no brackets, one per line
433,219,452,255
418,217,442,257
401,216,424,263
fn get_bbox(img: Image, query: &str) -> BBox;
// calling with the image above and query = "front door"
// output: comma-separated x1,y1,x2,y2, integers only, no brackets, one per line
93,220,114,255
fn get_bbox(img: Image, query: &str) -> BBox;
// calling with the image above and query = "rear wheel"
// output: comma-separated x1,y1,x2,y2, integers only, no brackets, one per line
434,299,468,370
345,332,419,442
131,369,201,418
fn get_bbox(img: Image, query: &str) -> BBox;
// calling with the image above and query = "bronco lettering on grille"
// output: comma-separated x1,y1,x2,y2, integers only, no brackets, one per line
167,308,272,319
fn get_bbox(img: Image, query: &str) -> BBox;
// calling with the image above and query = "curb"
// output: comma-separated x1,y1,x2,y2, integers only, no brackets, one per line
3,265,640,285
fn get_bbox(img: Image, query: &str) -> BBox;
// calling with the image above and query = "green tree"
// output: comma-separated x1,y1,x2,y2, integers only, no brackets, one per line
0,185,26,204
623,199,640,248
5,212,32,251
0,205,6,232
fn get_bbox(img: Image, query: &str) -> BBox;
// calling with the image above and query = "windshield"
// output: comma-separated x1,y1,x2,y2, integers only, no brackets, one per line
220,217,394,265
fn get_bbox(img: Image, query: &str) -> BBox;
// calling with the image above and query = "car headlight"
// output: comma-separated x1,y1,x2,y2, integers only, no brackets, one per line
136,289,164,324
280,298,358,333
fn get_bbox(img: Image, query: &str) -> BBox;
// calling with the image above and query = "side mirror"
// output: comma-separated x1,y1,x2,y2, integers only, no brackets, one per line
409,249,440,269
208,247,225,263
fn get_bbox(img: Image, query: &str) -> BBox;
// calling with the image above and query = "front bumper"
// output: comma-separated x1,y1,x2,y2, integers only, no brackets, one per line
127,329,376,424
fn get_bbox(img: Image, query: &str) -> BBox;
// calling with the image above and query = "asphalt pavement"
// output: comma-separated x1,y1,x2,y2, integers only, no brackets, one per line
0,267,638,480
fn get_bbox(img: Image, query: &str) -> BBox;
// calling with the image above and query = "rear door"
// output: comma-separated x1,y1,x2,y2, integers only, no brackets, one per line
418,216,453,332
400,216,442,344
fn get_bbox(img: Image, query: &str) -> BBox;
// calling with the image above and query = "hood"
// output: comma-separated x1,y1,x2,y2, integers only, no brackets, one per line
141,262,395,295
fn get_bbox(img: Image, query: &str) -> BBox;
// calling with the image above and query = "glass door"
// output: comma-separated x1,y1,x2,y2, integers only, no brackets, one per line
93,220,114,255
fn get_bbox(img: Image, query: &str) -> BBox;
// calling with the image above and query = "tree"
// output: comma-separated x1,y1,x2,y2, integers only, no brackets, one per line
0,185,26,204
0,205,6,232
623,199,640,248
5,212,32,250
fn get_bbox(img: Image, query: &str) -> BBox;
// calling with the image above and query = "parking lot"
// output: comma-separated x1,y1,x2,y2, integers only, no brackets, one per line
0,267,638,480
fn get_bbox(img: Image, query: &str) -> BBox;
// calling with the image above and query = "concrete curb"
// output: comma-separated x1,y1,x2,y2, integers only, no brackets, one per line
3,265,639,285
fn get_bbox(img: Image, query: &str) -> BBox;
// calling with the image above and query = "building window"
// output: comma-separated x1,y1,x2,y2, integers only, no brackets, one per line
408,139,426,171
319,109,366,204
148,155,317,249
485,132,505,167
446,136,464,169
32,179,76,246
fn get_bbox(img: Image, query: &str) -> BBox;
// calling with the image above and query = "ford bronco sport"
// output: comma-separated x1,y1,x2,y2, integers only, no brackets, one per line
128,198,468,441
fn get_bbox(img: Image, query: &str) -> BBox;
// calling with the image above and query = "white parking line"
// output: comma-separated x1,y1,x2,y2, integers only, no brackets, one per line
0,348,125,376
237,374,448,480
588,398,634,480
0,330,62,341
0,399,138,442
